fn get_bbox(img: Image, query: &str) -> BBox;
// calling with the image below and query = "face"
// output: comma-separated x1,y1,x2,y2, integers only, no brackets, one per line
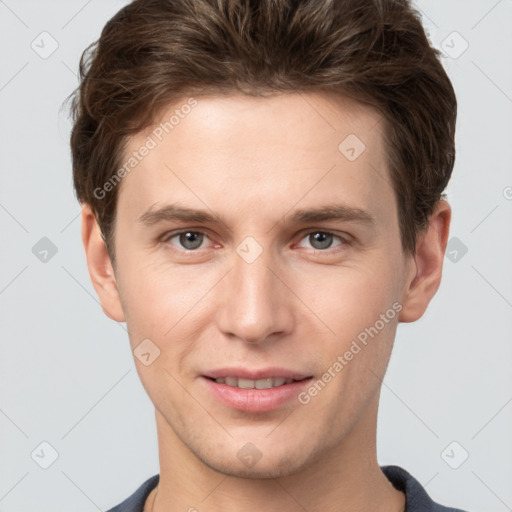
99,92,418,478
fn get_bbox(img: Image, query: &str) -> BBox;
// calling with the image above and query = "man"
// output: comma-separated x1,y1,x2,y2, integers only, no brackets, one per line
68,0,467,510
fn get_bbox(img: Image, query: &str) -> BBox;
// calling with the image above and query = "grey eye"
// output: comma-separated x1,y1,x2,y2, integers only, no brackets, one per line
177,231,204,250
308,232,334,250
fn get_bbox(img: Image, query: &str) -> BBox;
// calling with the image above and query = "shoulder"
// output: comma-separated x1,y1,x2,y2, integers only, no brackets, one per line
381,465,469,512
106,474,159,512
106,468,471,512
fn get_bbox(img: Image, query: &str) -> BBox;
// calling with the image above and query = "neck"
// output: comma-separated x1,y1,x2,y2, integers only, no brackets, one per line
148,393,405,512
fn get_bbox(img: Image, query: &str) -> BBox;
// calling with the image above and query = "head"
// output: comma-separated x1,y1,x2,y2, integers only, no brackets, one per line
69,0,456,478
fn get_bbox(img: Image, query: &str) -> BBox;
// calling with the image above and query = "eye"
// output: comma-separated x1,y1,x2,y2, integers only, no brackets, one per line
165,230,209,251
161,229,349,254
297,230,347,251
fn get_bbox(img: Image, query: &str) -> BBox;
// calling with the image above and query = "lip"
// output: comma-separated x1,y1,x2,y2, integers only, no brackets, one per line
203,367,311,381
200,373,313,413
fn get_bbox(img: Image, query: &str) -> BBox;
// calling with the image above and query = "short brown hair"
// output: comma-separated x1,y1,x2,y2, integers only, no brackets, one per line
67,0,457,266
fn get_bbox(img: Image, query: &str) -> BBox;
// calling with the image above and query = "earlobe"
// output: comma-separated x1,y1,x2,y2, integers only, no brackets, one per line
81,204,126,322
398,200,451,323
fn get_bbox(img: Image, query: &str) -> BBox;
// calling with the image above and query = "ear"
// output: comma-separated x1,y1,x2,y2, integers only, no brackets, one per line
81,204,125,322
399,199,451,323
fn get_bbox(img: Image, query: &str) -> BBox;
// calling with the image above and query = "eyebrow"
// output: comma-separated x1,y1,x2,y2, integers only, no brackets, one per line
138,204,227,227
137,203,375,228
288,204,375,225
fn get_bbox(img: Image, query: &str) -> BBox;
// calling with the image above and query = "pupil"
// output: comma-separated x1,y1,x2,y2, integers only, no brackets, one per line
181,232,202,249
311,232,332,249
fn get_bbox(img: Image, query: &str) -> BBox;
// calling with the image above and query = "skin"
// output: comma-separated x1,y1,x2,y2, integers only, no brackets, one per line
82,91,451,512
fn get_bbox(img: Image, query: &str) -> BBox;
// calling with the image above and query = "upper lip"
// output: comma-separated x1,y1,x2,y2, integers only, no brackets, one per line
203,367,312,381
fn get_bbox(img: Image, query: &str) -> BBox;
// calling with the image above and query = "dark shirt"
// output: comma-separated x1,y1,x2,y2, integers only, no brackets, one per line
106,465,469,511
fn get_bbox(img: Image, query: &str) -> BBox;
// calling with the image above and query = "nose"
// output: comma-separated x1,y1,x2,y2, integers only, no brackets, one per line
216,244,294,345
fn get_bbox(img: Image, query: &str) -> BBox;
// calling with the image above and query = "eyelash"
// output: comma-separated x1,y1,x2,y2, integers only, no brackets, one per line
161,229,350,254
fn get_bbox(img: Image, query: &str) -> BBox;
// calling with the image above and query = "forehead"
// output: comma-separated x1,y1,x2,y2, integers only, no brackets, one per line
116,91,394,229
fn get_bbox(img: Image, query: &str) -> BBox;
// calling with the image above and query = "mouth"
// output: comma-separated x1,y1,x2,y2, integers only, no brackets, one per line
204,376,311,389
200,372,314,412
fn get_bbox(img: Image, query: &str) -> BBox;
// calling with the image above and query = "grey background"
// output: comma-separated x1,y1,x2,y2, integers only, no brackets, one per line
0,0,511,510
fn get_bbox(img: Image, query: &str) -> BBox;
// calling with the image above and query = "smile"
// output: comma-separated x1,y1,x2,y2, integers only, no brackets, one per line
202,375,314,412
210,376,305,389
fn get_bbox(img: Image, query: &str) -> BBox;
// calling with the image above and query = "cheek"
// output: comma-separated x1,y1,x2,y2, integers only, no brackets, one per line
117,257,196,336
116,262,220,392
314,263,400,328
118,265,201,398
304,259,402,394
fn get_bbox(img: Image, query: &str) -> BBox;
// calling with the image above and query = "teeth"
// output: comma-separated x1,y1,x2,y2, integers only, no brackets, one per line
238,378,255,389
214,377,297,388
255,378,273,389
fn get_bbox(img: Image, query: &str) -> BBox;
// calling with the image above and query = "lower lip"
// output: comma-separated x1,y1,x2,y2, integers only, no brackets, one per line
201,377,313,412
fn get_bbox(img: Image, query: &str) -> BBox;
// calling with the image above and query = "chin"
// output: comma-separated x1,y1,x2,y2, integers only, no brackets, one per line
190,435,329,481
198,452,309,479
